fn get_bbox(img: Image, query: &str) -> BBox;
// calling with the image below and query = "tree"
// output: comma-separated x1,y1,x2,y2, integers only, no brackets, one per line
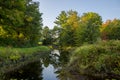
54,11,68,28
51,26,61,45
54,10,80,47
100,20,111,40
42,26,52,45
67,10,80,30
23,0,43,46
0,0,26,46
0,0,43,47
75,12,102,45
101,19,120,40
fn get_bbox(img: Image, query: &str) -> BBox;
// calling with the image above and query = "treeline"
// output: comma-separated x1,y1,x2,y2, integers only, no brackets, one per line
43,10,120,47
0,0,42,47
1,0,120,48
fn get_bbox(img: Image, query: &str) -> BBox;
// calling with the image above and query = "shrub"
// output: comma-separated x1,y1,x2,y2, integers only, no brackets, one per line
69,40,120,78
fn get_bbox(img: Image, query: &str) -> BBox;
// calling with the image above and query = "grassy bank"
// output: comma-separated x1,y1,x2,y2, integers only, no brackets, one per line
68,40,120,79
0,46,50,73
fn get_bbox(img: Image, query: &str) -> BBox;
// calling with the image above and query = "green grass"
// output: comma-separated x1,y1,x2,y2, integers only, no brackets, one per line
0,46,50,59
0,46,50,72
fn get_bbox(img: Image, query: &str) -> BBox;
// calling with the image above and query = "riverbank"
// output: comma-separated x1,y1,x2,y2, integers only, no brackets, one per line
68,40,120,79
0,46,50,74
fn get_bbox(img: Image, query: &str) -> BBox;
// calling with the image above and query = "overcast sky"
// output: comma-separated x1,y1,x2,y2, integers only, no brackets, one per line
38,0,120,28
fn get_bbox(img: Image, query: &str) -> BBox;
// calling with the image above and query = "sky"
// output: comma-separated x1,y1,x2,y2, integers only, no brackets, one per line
37,0,120,29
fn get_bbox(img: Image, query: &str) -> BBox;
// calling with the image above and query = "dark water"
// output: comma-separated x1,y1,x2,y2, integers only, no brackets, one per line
0,50,119,80
0,50,70,80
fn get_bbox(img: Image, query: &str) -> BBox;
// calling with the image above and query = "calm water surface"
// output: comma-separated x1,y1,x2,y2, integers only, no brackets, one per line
1,49,117,80
0,50,66,80
42,50,60,80
42,64,57,80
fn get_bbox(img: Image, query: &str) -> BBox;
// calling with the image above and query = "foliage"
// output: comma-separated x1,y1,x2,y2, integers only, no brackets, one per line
23,0,43,46
55,11,102,47
75,12,102,45
55,10,80,46
0,0,42,47
101,19,120,40
42,26,61,46
51,26,61,45
59,27,74,46
69,40,120,78
42,26,52,45
54,11,68,28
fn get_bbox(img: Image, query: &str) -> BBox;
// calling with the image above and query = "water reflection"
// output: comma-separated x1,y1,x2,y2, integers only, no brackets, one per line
2,61,43,80
0,49,116,80
53,50,120,80
0,50,60,80
0,50,85,80
42,64,57,80
53,50,77,80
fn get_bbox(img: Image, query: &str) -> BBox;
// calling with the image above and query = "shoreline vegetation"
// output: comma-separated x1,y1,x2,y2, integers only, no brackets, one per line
68,40,120,79
0,46,50,74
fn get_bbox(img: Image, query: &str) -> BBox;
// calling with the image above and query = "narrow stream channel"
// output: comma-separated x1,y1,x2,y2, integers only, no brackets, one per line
1,49,115,80
0,49,67,80
42,49,60,80
42,64,57,80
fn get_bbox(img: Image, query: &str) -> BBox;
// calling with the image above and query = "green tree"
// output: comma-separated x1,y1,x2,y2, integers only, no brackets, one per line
75,12,102,45
51,26,61,45
59,27,74,46
54,11,68,28
101,19,120,40
0,0,42,47
0,0,26,46
67,10,80,30
23,0,43,46
55,10,80,47
42,26,52,45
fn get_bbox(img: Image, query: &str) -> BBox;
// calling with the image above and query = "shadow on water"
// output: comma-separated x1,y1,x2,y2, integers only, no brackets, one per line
0,49,119,80
1,61,43,80
50,50,120,80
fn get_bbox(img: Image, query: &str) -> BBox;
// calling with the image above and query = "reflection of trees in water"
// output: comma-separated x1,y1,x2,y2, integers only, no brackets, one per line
53,50,74,80
53,50,99,80
3,61,43,80
1,51,51,80
41,52,51,67
54,50,86,80
53,50,120,80
2,49,116,80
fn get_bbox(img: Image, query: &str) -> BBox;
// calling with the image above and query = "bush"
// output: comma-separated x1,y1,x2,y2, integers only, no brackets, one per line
69,40,120,78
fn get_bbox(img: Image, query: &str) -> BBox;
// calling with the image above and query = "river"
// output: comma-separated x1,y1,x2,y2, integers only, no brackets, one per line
0,49,118,80
0,49,67,80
